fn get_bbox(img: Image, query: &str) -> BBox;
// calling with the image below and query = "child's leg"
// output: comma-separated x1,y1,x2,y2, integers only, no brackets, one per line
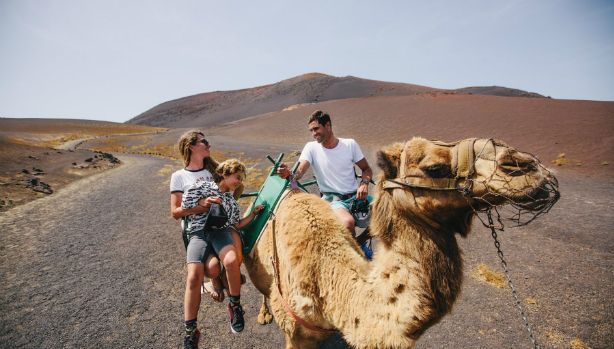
204,253,221,279
217,245,241,297
230,229,243,265
203,253,225,302
210,228,246,333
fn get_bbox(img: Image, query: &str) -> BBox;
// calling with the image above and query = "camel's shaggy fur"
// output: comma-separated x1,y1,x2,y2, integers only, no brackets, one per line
244,137,557,349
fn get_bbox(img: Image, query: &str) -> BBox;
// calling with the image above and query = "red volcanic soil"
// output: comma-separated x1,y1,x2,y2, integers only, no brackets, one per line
211,93,614,178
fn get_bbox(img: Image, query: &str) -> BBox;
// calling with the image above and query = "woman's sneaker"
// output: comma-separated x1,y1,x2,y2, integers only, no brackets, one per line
183,329,200,349
227,303,245,333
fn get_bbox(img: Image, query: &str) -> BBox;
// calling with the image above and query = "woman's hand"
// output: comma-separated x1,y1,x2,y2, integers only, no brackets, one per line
198,196,222,210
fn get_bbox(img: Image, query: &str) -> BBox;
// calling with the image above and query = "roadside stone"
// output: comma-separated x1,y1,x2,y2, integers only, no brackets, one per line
25,177,53,194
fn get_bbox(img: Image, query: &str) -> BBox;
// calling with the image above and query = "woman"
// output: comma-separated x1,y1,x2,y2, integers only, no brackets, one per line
182,159,263,342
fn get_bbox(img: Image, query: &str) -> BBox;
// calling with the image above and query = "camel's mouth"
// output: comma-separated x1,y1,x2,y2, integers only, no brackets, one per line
470,170,559,227
514,178,560,211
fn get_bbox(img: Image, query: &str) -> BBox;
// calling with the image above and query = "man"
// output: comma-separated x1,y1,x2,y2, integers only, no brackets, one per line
277,110,373,236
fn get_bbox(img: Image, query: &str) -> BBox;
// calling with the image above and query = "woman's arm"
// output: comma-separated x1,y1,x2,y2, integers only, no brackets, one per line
170,192,208,219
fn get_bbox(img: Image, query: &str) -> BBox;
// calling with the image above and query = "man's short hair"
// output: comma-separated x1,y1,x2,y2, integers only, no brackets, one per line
308,110,331,126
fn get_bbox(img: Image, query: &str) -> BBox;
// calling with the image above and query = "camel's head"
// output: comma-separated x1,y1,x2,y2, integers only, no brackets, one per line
375,137,559,235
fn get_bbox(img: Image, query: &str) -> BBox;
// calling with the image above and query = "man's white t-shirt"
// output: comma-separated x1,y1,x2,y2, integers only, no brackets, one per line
299,138,365,195
170,168,214,194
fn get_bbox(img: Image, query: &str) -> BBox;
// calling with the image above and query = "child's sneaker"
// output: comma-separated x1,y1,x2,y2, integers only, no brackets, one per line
183,329,200,349
227,302,245,333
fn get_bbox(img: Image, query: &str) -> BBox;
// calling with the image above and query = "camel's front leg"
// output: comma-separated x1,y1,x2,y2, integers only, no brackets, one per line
257,295,274,324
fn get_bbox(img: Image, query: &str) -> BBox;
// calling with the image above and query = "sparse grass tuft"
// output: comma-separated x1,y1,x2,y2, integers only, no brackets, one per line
471,263,506,288
570,338,590,349
551,153,569,166
545,329,565,346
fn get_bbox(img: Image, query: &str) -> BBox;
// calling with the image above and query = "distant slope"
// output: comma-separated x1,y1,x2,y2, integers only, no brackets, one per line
127,73,545,128
455,86,545,98
209,93,613,178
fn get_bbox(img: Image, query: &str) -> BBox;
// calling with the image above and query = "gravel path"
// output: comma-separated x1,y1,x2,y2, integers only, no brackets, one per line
1,152,612,348
0,154,285,348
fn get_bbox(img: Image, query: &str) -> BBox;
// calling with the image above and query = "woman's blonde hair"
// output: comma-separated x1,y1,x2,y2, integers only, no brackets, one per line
177,130,217,174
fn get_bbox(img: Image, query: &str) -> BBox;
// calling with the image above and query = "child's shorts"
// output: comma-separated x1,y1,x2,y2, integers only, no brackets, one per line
207,227,235,255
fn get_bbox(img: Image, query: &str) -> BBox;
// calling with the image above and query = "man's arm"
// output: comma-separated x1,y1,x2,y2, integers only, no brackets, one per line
355,158,373,200
356,158,373,182
277,160,310,180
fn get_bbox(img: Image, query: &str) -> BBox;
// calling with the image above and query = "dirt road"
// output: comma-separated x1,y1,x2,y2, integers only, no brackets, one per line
1,152,612,348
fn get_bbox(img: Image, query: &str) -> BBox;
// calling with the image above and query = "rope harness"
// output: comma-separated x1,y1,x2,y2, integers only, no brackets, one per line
382,138,477,193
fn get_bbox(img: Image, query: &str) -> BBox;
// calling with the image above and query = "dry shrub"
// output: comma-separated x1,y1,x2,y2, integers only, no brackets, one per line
525,297,538,305
157,164,175,177
545,329,565,346
551,153,569,166
471,263,506,288
570,338,590,349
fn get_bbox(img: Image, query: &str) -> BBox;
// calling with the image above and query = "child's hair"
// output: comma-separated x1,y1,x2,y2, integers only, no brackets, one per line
214,158,246,183
177,130,218,173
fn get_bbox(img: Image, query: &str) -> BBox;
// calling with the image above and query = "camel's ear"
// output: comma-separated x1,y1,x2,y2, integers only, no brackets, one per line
377,142,404,178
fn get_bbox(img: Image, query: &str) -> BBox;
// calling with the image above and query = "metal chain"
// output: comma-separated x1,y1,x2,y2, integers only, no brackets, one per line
487,211,540,349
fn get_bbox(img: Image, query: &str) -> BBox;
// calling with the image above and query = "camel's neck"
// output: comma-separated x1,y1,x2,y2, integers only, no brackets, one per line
329,198,464,346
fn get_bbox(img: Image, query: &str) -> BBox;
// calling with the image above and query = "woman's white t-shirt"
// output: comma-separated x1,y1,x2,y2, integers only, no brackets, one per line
298,138,364,194
170,168,214,194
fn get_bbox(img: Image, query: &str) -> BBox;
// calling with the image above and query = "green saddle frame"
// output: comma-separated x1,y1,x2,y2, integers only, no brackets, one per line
240,153,316,255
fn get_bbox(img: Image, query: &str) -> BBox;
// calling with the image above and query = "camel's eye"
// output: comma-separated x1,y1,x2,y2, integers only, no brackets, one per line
422,164,453,178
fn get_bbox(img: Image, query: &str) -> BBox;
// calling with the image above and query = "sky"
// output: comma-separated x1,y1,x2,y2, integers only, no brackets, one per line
1,0,613,123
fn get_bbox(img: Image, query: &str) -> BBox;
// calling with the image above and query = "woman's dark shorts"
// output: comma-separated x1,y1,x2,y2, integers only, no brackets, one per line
186,227,235,264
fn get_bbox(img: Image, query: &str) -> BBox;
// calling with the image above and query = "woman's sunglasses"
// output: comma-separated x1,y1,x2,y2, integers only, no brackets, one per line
194,138,210,146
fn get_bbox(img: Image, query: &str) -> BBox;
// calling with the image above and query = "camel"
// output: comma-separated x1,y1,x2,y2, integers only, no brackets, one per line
243,137,559,349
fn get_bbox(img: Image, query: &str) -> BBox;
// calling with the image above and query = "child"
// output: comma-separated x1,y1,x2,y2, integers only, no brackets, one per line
181,159,263,348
